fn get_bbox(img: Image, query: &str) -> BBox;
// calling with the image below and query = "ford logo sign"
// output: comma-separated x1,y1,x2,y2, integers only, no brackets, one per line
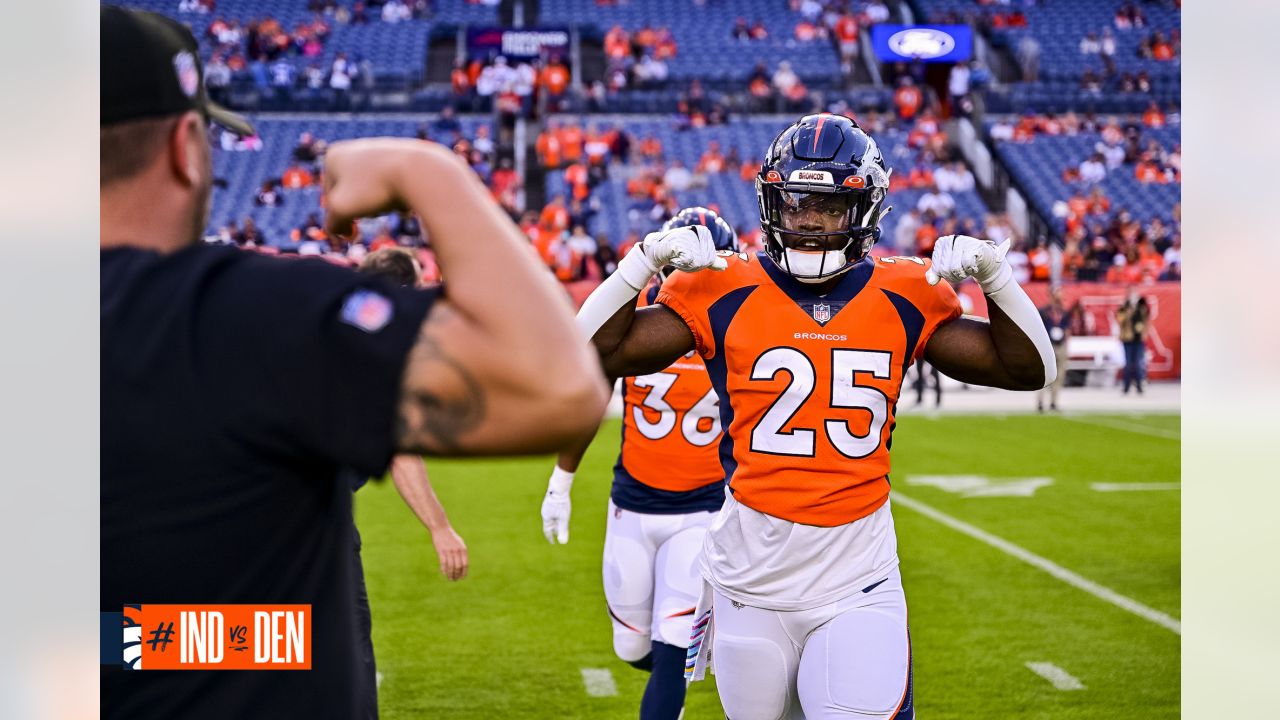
888,28,956,59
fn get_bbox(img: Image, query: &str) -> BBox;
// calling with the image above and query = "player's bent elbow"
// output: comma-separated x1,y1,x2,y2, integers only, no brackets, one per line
1007,360,1053,391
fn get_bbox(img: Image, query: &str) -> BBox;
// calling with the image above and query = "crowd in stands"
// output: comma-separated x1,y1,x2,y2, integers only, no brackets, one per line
988,110,1180,284
205,112,516,288
990,109,1179,185
1058,202,1181,283
450,54,576,116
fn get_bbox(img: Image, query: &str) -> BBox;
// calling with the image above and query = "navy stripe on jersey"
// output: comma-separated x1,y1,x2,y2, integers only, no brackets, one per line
880,289,926,454
704,284,758,483
757,251,874,326
610,461,726,514
881,288,926,374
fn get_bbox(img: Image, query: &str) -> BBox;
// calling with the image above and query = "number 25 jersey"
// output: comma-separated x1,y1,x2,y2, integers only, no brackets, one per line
656,251,961,527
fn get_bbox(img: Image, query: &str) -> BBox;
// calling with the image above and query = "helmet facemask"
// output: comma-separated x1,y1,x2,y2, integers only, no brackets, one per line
760,181,886,283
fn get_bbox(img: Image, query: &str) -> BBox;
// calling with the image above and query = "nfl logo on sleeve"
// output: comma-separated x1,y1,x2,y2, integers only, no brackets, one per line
340,290,394,333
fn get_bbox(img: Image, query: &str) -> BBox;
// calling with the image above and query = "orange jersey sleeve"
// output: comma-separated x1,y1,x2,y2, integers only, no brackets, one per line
656,251,963,527
617,285,725,494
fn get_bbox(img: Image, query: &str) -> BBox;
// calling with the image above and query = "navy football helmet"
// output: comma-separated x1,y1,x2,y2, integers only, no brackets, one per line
661,206,739,252
755,114,891,281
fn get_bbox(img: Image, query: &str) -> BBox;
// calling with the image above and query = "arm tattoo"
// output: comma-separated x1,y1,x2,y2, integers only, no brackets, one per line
396,323,486,454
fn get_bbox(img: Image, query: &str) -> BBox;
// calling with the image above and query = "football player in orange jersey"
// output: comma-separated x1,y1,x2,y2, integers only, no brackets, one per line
572,114,1057,720
541,208,738,720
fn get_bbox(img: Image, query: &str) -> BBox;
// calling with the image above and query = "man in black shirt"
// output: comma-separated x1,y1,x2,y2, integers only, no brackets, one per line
100,7,607,718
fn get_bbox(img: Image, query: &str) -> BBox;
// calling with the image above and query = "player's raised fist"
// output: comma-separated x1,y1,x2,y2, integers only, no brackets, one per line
640,225,729,274
926,234,1013,292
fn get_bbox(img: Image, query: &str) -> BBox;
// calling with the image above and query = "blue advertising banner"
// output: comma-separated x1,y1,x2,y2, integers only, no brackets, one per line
466,27,570,60
870,24,973,63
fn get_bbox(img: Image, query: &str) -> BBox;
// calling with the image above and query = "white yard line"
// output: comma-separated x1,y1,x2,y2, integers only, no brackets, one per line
1092,482,1181,492
1026,662,1086,690
376,671,383,689
892,493,1181,635
1057,414,1181,440
581,668,618,697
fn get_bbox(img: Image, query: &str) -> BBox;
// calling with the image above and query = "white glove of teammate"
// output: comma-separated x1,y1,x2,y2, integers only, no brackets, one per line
617,225,727,289
541,466,574,544
926,234,1014,294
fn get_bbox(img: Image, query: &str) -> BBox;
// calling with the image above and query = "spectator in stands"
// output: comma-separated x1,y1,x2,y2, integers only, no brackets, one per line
696,141,726,175
893,76,922,121
351,2,369,25
540,56,572,111
833,10,859,77
329,52,353,105
1116,289,1149,394
381,0,412,23
269,57,296,91
634,52,669,88
984,212,1015,247
1080,32,1101,55
204,53,232,104
732,17,750,42
1037,290,1072,412
540,195,571,238
1027,239,1052,283
1142,101,1166,128
1150,219,1174,255
281,162,315,190
866,0,890,24
593,235,618,279
894,209,922,255
1016,35,1040,82
431,105,462,139
1078,152,1108,185
1080,70,1103,96
948,61,971,116
663,159,694,192
240,217,264,246
255,180,281,207
1134,151,1168,184
605,25,631,58
749,20,769,41
934,161,975,193
917,183,955,218
772,61,800,98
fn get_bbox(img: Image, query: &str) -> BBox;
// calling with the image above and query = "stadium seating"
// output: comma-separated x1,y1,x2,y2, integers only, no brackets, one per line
991,121,1180,233
129,0,431,81
207,114,491,245
545,115,989,247
538,0,842,84
911,0,1181,112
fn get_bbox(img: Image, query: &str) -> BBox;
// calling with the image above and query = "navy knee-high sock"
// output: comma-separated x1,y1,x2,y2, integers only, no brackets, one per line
639,641,687,720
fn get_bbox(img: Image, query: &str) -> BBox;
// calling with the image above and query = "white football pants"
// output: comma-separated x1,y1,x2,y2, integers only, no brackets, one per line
711,566,913,720
602,499,716,661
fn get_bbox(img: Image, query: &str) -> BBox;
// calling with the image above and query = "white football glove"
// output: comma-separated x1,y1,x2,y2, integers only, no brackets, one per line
540,466,574,545
618,225,727,288
926,234,1014,293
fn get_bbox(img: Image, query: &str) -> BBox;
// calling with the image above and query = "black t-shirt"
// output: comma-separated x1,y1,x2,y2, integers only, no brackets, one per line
101,244,435,719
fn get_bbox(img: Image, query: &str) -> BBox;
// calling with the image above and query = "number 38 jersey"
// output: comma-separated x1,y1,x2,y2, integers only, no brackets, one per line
656,251,962,528
611,284,727,515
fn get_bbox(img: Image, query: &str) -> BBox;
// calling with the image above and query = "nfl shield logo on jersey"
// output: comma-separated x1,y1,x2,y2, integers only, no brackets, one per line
812,303,831,324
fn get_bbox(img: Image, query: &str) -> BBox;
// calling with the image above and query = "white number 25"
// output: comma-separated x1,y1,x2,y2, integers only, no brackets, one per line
749,348,891,459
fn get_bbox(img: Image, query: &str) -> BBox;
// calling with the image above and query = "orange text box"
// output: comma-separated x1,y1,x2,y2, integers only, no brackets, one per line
132,604,311,670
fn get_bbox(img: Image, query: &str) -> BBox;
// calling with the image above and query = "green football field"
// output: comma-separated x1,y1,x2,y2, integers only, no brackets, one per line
356,412,1180,719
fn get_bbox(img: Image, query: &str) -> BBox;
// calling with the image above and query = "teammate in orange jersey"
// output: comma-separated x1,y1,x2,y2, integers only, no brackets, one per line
542,207,738,720
572,114,1057,720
